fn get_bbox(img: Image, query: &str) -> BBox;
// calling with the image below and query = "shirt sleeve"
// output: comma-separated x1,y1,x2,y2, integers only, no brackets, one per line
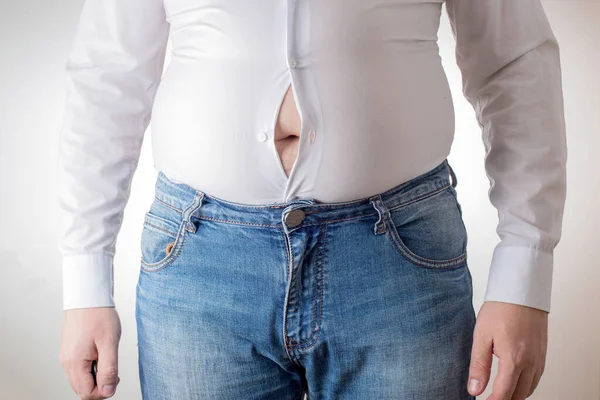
57,0,170,310
444,0,568,313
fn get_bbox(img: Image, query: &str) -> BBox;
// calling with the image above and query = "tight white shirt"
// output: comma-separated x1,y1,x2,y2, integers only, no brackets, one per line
57,0,567,313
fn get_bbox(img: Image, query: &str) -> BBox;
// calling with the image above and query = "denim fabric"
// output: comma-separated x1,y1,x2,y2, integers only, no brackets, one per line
135,158,476,400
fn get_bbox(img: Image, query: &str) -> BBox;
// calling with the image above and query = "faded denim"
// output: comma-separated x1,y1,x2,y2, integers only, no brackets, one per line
135,158,476,399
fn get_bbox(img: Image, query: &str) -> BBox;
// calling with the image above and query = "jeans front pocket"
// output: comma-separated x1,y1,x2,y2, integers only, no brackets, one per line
382,186,468,269
140,205,188,273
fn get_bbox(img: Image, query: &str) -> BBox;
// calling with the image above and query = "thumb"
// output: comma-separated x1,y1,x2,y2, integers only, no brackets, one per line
467,332,493,396
96,340,119,397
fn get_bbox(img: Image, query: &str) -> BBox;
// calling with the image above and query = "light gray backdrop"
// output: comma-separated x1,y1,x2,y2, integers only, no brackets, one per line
0,1,598,399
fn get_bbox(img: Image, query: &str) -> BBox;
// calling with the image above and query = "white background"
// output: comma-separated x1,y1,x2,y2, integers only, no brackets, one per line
0,0,598,399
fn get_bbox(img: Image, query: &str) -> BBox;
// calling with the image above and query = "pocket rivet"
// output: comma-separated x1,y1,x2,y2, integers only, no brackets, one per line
165,241,175,256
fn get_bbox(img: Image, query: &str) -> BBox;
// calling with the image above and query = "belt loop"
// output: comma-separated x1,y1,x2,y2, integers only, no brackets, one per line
369,194,388,235
183,191,205,233
447,159,457,188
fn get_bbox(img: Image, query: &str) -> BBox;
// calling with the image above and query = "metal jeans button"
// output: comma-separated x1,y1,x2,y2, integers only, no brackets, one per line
284,209,306,227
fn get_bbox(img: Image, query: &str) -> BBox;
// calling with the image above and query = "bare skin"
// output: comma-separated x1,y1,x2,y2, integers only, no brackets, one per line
59,84,550,400
467,301,548,400
273,84,302,177
60,308,122,399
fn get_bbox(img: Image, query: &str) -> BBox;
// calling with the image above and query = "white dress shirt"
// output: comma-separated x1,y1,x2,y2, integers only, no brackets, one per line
57,0,567,313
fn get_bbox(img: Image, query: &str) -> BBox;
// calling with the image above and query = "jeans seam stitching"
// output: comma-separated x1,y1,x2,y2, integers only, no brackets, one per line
142,221,179,239
154,196,184,213
386,183,451,213
141,192,203,272
382,194,467,269
140,220,188,271
289,222,327,350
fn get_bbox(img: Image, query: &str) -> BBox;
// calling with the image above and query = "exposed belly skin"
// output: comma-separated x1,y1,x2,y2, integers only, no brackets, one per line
274,85,301,178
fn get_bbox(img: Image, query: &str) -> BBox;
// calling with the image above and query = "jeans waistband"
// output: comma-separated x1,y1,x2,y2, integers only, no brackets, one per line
153,158,457,229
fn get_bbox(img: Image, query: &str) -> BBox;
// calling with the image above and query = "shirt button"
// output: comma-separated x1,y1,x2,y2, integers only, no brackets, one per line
289,58,298,68
257,132,268,142
310,130,316,143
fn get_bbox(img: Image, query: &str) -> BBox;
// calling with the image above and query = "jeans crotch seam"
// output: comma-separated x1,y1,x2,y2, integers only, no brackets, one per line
369,194,388,236
183,191,205,233
281,227,303,368
287,222,327,351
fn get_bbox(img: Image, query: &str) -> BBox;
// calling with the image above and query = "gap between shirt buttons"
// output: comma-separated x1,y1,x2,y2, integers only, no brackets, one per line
257,130,315,143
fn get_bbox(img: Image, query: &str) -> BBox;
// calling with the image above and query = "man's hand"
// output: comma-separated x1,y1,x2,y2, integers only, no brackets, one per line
60,307,122,399
467,301,548,400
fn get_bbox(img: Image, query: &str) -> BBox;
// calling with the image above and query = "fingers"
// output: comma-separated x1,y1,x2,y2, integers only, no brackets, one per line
467,327,493,396
64,348,104,400
511,367,536,400
60,307,122,399
488,355,523,400
527,368,544,398
96,338,120,398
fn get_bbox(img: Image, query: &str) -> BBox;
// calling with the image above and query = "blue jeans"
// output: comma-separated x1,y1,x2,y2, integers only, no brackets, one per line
135,158,476,400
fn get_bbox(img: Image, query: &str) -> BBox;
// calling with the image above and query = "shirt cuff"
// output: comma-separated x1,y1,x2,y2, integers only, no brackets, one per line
483,245,554,313
62,253,115,311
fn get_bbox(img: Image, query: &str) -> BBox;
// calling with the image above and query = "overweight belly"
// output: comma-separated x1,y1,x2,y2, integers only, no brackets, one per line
149,61,304,203
149,54,456,205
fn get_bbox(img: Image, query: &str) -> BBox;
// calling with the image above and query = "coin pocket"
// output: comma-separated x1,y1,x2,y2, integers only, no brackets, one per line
140,212,187,271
